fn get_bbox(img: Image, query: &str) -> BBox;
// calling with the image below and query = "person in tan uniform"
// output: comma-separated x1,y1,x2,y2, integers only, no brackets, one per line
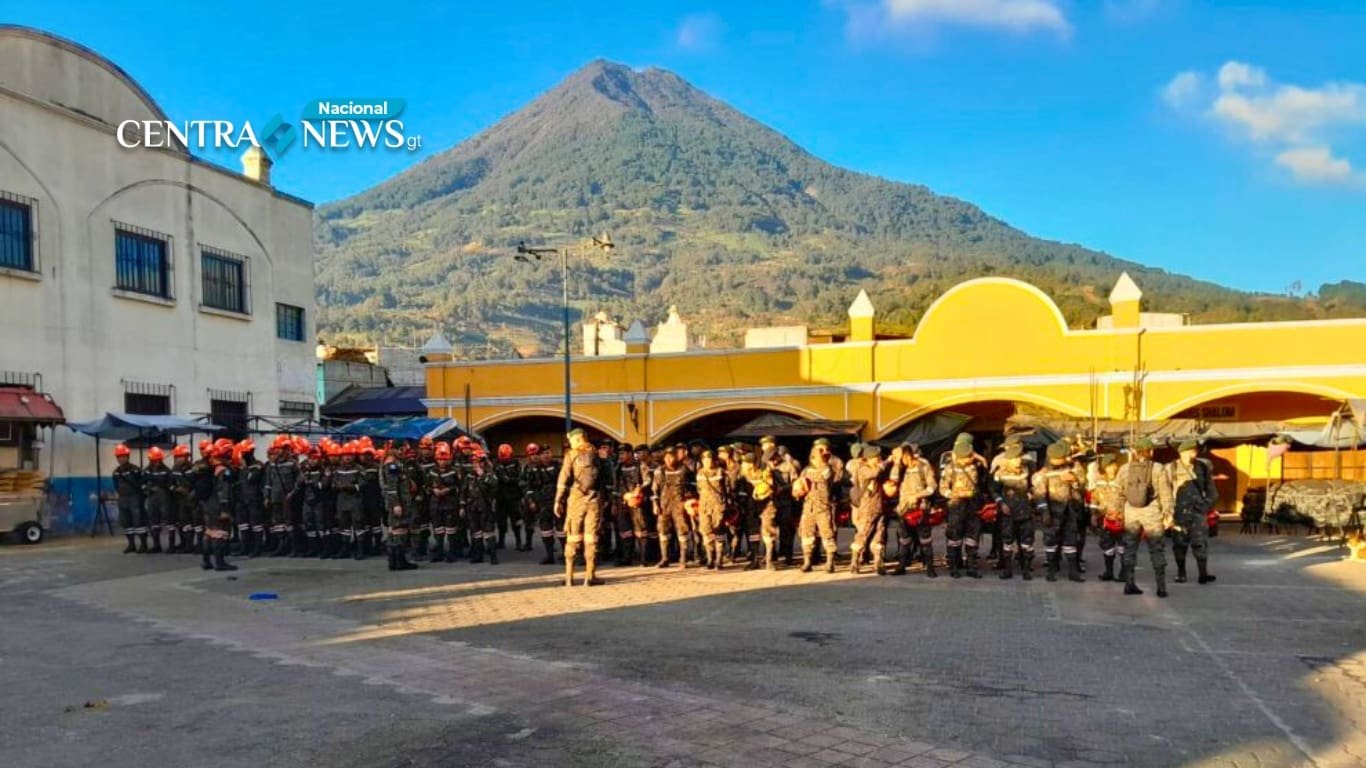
1117,437,1173,597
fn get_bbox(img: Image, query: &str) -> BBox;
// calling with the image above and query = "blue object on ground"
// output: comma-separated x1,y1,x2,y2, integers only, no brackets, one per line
248,592,279,601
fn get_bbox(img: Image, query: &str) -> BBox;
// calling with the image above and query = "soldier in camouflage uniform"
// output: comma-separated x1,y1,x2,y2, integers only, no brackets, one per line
848,444,885,575
990,438,1035,580
797,445,839,574
1118,437,1172,596
653,449,692,568
112,444,146,554
695,450,729,571
941,435,985,579
1169,439,1219,585
1032,441,1086,583
409,438,436,557
744,450,780,570
142,446,173,554
613,444,649,566
1088,454,1126,583
555,428,606,587
381,450,419,570
891,442,937,577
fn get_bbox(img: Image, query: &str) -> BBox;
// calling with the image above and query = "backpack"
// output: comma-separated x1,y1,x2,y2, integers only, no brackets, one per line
1125,460,1154,507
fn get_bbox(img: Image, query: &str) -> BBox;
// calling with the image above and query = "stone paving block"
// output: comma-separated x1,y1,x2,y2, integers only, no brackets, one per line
810,748,855,765
926,748,971,763
899,757,949,768
801,732,847,749
787,756,835,768
834,741,880,756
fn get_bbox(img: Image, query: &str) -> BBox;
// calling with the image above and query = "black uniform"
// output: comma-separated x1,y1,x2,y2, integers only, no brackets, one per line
112,461,146,552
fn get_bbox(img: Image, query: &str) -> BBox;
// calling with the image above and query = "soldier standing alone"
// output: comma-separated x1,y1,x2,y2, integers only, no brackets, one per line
555,428,606,587
1170,439,1218,585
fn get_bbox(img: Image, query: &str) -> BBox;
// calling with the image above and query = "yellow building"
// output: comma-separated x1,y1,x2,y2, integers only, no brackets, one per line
426,274,1366,505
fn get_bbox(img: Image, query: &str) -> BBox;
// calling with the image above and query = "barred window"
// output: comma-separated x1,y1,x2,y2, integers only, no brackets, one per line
278,400,314,419
114,226,171,298
276,303,305,342
0,193,35,272
209,390,250,439
123,380,174,415
201,247,248,313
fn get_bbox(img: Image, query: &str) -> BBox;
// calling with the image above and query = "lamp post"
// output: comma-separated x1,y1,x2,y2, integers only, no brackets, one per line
516,233,615,434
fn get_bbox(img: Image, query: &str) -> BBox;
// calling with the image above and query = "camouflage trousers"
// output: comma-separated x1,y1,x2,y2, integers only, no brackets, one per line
1122,502,1167,578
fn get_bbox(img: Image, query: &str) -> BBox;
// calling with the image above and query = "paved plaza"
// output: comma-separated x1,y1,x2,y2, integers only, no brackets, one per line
3,532,1364,768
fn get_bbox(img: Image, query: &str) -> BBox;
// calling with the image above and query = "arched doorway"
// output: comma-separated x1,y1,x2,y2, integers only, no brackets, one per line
477,415,613,459
880,399,1079,463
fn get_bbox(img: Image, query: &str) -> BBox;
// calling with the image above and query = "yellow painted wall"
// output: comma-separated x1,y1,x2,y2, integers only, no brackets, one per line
426,277,1366,445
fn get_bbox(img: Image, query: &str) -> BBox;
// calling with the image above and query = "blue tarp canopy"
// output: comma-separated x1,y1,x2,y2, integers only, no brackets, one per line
336,417,471,442
320,386,427,419
66,413,223,441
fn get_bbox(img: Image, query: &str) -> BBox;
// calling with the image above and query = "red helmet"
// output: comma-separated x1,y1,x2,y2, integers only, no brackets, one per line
525,442,540,456
497,443,513,460
114,443,131,458
419,436,434,448
214,438,234,452
173,445,191,459
455,435,473,450
434,443,452,461
147,446,165,462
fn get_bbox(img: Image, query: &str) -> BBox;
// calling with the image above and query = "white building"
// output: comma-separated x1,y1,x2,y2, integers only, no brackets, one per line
0,26,316,530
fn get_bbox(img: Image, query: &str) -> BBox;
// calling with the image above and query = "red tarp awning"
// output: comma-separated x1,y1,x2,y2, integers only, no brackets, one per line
0,387,65,424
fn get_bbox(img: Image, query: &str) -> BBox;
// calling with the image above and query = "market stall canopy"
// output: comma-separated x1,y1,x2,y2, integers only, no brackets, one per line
874,411,974,449
0,387,64,424
66,413,223,440
320,386,427,419
1004,415,1290,448
726,413,864,440
336,417,472,442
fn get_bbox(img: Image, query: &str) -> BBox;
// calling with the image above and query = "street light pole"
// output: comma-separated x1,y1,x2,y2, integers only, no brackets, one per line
517,233,615,438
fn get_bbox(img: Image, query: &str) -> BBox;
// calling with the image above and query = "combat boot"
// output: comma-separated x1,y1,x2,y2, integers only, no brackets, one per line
488,539,499,565
1045,552,1060,582
200,538,213,570
386,546,398,571
147,529,162,554
1173,546,1189,583
965,548,982,579
1196,557,1216,584
745,545,761,571
849,547,863,575
414,532,428,558
511,526,523,552
999,550,1014,580
136,532,148,554
469,539,485,563
824,546,837,573
212,540,238,572
1124,571,1144,595
922,547,938,579
948,549,963,579
428,537,445,563
1019,551,1033,581
800,549,813,573
396,546,419,571
540,538,556,565
1067,554,1086,583
873,550,886,576
445,535,460,563
123,533,137,554
1155,569,1169,598
1099,555,1115,582
892,547,907,576
352,531,366,561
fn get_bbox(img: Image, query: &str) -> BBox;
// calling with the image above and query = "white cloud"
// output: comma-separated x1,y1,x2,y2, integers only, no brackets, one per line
1217,61,1266,91
674,13,724,53
1162,71,1201,108
1164,60,1366,187
843,0,1071,40
1275,146,1355,185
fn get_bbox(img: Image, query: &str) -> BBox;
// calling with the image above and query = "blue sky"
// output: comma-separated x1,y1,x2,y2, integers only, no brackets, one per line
7,0,1364,293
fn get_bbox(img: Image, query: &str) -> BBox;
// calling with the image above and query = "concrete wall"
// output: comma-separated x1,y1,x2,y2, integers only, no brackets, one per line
0,27,316,530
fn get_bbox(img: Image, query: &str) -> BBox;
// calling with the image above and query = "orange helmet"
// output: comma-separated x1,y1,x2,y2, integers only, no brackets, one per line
525,442,540,456
341,442,357,457
472,446,487,461
375,449,387,462
114,443,131,457
237,439,255,454
434,442,452,461
147,446,165,462
325,443,341,457
497,443,513,460
199,439,213,456
214,438,234,452
173,444,191,459
455,435,473,450
292,436,309,455
419,436,434,448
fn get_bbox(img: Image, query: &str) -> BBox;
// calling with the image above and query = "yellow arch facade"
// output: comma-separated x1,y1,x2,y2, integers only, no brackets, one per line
425,277,1366,444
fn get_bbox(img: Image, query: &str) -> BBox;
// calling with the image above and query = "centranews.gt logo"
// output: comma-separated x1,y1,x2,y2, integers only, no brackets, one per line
116,98,422,158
